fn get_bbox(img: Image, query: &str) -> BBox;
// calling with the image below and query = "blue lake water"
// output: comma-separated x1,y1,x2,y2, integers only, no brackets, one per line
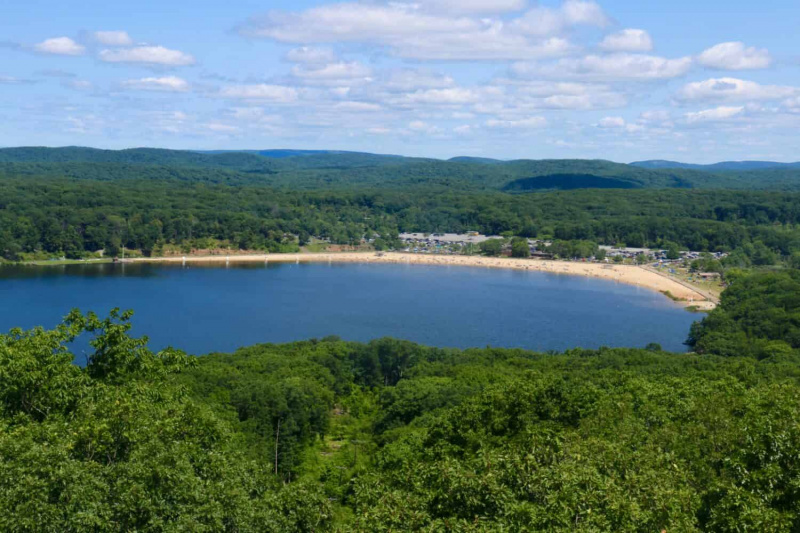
0,262,699,356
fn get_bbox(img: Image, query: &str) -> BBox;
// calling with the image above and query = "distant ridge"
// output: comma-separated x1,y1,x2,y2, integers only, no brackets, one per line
4,146,800,192
448,156,505,164
632,160,800,171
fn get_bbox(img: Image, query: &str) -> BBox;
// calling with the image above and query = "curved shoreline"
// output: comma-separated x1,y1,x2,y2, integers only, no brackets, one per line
131,252,716,310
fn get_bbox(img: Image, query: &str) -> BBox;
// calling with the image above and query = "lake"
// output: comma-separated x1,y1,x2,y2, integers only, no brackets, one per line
0,262,699,356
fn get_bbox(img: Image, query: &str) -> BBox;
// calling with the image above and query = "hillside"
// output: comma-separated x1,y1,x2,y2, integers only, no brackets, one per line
632,159,800,172
3,147,800,192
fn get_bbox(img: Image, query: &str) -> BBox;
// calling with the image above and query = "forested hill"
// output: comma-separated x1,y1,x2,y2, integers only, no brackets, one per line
632,159,800,172
3,146,800,191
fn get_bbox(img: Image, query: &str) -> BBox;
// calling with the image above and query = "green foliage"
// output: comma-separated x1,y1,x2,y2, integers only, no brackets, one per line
479,238,504,257
0,313,333,531
547,239,599,259
511,237,531,258
688,270,800,358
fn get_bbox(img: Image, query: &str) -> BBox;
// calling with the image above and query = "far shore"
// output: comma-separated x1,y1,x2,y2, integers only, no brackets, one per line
131,252,716,310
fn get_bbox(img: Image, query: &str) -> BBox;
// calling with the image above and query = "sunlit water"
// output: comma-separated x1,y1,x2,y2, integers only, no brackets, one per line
0,262,699,356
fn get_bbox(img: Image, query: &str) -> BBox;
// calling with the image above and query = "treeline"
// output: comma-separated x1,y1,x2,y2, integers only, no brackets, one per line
4,292,800,530
4,174,800,261
689,269,800,358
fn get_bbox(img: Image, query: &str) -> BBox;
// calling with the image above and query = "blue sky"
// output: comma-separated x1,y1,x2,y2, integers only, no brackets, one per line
2,0,799,162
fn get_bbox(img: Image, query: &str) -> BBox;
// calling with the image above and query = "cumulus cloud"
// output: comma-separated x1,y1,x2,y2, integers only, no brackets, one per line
511,0,609,36
292,61,373,85
334,101,382,112
402,87,484,105
596,116,644,132
33,37,85,56
599,29,653,52
93,31,133,46
676,77,796,102
513,53,692,81
685,105,744,123
598,116,626,128
239,1,599,60
784,97,800,113
65,80,93,90
414,0,527,14
99,46,195,66
697,42,772,70
382,69,455,91
286,47,338,64
219,84,299,102
122,76,190,92
485,116,548,128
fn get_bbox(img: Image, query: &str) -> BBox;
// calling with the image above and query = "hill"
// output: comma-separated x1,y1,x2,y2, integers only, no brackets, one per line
632,159,800,171
4,147,800,192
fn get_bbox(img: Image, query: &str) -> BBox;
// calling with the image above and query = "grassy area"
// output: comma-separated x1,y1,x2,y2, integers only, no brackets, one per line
652,264,726,299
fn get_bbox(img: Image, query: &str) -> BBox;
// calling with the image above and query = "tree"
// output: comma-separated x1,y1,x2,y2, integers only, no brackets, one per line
666,242,681,260
511,238,530,258
479,239,503,257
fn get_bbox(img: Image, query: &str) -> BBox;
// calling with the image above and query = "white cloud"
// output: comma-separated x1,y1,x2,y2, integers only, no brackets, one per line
677,77,796,102
598,116,626,128
206,123,240,133
93,31,133,46
596,116,645,132
399,34,574,61
599,29,653,52
65,80,93,91
382,69,455,91
415,0,527,14
33,37,85,56
784,97,800,113
240,2,588,60
513,53,692,81
286,47,337,64
512,0,609,36
99,46,195,66
639,110,671,122
334,101,382,112
402,87,484,105
561,0,609,26
685,106,744,123
486,116,547,128
243,4,473,43
292,61,373,84
697,42,771,70
407,120,441,134
122,76,190,92
219,84,299,102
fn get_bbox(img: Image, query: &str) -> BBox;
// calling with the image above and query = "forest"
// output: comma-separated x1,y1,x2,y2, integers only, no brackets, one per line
3,267,800,531
4,148,800,530
4,150,800,264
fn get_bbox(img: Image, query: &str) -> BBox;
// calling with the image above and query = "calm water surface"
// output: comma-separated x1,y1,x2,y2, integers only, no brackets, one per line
0,262,698,355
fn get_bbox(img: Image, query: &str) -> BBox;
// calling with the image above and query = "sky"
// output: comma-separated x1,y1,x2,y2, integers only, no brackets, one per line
1,0,799,162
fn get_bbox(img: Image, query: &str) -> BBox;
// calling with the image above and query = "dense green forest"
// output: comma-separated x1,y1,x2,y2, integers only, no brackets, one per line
5,148,800,529
4,269,800,530
3,148,800,262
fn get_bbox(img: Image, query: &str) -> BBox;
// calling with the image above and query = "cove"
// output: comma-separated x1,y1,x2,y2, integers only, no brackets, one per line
0,262,699,355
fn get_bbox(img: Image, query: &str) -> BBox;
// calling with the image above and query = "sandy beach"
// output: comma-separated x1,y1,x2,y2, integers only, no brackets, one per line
132,252,716,310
